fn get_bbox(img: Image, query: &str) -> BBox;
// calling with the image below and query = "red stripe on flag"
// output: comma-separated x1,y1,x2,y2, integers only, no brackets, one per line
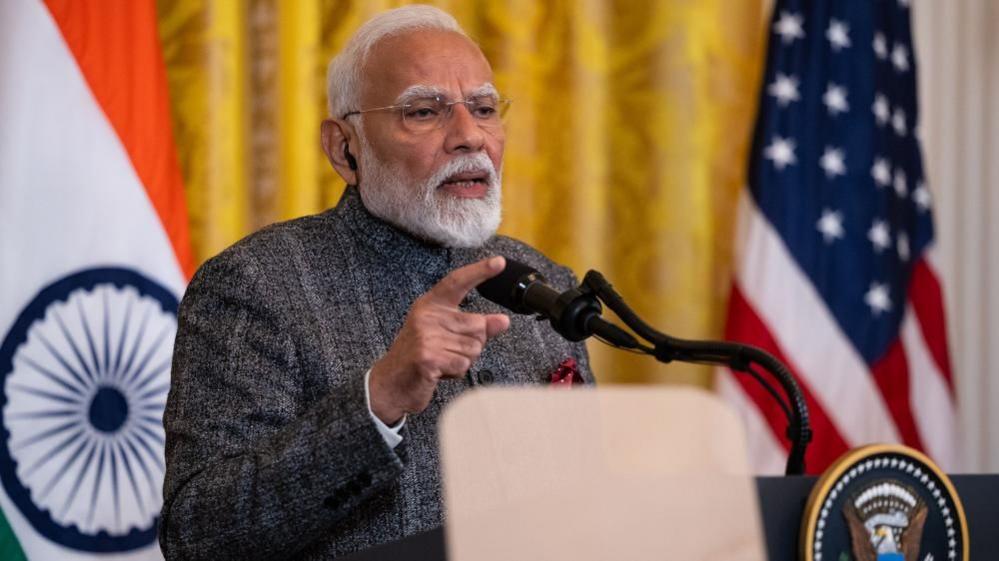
42,0,193,279
869,339,926,451
724,284,851,473
908,259,954,390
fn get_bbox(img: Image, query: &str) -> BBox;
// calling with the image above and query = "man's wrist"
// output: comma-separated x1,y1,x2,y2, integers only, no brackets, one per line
367,361,406,425
364,369,405,449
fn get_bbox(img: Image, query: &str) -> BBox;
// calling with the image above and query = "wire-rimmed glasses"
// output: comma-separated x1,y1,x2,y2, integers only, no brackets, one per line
342,94,511,133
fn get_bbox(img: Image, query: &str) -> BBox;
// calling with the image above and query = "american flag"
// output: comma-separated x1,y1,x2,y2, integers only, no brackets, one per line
718,0,958,474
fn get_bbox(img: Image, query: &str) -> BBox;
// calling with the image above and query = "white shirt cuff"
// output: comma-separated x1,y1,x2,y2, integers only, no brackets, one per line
364,369,405,449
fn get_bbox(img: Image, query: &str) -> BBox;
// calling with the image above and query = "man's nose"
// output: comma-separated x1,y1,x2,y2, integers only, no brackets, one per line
443,103,486,153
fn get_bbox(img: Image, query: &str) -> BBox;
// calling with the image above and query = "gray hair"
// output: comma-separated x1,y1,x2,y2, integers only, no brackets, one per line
326,5,468,119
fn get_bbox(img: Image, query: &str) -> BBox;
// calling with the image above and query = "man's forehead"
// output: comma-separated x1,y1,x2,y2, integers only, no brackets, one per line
361,29,494,104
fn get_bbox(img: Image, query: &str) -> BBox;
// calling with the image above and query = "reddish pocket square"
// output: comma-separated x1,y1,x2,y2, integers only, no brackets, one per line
550,358,583,387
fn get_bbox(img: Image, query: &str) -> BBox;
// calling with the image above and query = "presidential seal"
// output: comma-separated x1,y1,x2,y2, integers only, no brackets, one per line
800,444,968,561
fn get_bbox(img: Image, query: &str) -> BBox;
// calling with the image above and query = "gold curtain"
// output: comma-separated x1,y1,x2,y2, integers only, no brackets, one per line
157,0,765,386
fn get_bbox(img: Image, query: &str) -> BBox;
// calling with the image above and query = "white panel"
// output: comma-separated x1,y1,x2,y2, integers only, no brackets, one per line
913,0,999,472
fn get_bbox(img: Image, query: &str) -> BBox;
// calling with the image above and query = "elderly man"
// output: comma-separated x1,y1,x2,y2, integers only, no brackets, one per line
160,5,592,560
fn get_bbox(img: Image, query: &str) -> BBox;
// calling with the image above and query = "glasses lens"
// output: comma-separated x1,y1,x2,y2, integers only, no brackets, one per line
466,96,507,127
401,97,446,132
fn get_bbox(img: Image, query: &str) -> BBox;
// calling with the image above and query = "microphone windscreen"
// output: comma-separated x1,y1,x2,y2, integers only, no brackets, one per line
475,258,539,314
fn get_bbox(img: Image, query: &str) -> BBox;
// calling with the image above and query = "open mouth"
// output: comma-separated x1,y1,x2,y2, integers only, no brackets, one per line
439,170,490,190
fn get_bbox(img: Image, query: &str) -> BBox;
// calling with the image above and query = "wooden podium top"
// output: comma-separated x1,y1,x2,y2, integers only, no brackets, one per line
439,386,767,561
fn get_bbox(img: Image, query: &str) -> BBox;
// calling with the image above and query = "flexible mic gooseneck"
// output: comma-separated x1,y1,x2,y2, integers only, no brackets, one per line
476,257,812,476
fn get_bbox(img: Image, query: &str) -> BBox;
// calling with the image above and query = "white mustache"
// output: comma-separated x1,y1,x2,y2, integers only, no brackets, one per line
426,153,498,190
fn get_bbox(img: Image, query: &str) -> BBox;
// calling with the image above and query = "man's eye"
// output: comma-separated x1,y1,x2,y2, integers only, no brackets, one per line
471,105,497,118
405,106,440,121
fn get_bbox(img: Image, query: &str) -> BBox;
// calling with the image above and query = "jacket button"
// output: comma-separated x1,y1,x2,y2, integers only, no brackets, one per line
323,496,339,509
478,369,495,385
358,471,372,487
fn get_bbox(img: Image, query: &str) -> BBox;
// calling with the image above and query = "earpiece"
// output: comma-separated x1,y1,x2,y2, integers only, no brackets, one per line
343,144,358,171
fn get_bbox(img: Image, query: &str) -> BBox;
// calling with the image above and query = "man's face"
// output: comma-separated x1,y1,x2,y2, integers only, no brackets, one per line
351,29,505,247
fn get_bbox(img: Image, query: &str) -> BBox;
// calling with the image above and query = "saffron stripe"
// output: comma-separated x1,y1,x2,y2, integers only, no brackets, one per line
41,0,193,278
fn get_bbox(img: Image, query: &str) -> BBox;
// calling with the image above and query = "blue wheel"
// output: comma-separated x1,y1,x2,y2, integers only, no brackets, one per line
0,268,179,552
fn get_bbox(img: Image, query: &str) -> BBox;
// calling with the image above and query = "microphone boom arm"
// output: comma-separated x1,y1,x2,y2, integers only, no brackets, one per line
580,270,812,476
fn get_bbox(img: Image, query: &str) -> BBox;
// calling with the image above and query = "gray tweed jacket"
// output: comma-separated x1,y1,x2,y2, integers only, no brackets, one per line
159,187,593,560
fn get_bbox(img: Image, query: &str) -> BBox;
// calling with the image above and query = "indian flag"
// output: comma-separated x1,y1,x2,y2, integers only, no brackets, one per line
0,0,191,558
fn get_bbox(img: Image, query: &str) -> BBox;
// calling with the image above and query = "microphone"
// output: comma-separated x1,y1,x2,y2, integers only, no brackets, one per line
476,258,638,348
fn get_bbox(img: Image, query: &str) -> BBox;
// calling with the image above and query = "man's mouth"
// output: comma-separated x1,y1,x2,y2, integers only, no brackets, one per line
438,170,491,198
439,171,490,190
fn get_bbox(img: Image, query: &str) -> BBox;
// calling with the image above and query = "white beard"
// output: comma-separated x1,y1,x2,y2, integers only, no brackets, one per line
355,136,502,248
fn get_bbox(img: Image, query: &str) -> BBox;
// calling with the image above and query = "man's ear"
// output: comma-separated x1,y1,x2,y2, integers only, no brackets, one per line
321,118,358,186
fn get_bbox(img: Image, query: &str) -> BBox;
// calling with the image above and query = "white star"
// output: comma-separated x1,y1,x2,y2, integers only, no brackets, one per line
894,169,908,197
898,232,911,261
768,73,801,106
913,182,932,211
872,157,892,187
873,33,888,59
865,282,892,315
823,83,850,116
891,43,910,72
892,107,907,136
826,19,851,51
817,209,845,243
764,136,797,169
820,146,846,178
868,219,892,253
774,11,805,44
873,94,890,125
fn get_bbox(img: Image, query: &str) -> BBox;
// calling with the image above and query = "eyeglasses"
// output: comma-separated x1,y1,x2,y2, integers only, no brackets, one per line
342,94,511,133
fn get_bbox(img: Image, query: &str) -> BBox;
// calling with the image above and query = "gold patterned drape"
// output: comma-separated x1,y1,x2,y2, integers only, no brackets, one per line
157,0,765,386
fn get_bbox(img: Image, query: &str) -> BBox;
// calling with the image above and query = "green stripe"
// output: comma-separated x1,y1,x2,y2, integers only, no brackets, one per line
0,509,26,561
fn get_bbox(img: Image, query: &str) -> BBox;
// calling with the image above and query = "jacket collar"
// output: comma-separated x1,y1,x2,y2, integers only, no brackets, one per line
331,186,492,279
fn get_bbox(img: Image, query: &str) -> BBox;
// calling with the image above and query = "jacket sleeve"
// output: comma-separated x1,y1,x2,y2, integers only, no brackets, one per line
159,249,404,560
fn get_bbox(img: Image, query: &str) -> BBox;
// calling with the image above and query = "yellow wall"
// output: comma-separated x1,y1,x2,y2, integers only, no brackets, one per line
157,0,766,386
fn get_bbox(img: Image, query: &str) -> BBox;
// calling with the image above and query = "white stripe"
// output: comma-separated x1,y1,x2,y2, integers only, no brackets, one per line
732,194,902,446
901,304,960,471
0,1,180,559
716,372,788,475
0,0,187,334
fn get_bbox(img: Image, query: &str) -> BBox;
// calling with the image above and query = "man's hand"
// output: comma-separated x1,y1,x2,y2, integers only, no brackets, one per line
368,256,510,424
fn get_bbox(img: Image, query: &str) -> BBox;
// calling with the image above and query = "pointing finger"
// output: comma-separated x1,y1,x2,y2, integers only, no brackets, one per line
428,256,505,307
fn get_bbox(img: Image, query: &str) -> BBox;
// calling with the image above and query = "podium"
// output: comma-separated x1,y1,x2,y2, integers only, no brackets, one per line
340,475,999,560
339,387,999,560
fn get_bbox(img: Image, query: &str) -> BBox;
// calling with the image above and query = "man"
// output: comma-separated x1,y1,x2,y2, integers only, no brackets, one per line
160,5,592,560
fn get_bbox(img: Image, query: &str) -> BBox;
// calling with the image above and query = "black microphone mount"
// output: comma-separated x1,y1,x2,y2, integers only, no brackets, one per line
575,269,812,476
476,259,812,475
